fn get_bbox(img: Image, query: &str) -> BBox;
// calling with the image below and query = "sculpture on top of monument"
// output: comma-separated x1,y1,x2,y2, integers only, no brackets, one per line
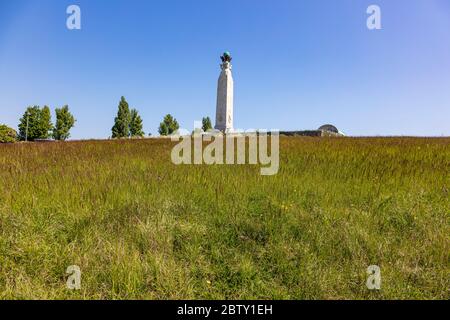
215,51,234,132
221,51,232,63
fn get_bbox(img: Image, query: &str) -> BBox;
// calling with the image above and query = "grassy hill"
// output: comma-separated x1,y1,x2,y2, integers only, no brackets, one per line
0,137,448,299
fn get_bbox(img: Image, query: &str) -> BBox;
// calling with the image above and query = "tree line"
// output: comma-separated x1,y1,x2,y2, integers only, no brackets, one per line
113,96,213,137
0,96,213,143
16,105,75,141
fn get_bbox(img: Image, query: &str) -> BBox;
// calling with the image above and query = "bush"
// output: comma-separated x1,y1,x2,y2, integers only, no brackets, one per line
0,124,17,143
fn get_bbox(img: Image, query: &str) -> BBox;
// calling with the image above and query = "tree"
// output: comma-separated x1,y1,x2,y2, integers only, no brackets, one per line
18,106,53,141
129,109,144,137
40,106,52,139
0,124,17,143
158,122,169,136
18,106,39,141
202,117,212,132
158,114,179,136
112,96,131,138
53,105,76,141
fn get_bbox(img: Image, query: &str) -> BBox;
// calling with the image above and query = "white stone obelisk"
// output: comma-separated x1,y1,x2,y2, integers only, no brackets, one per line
215,52,234,132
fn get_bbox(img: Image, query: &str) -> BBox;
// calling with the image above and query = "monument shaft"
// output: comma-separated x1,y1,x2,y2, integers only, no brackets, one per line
215,56,234,132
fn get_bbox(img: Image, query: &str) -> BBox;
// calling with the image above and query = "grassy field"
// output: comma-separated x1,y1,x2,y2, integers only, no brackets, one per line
0,137,448,299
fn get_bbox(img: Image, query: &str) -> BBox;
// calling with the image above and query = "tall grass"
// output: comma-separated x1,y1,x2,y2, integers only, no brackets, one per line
0,137,448,299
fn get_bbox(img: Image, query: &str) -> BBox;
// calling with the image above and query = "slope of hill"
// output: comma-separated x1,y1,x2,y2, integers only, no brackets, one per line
0,137,448,299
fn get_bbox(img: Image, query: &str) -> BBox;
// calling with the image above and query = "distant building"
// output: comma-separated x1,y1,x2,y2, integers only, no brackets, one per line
280,124,345,137
318,124,339,134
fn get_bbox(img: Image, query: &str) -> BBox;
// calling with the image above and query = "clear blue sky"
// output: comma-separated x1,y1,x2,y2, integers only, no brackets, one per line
1,0,449,138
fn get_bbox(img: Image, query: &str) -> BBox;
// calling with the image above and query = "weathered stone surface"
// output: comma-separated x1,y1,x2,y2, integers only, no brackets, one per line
215,60,234,132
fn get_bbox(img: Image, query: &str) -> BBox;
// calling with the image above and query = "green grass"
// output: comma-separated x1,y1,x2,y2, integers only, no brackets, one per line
0,137,448,299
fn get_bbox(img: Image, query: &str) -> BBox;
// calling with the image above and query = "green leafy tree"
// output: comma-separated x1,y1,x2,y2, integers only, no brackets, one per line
40,106,52,138
53,105,76,141
0,124,17,143
202,117,213,132
158,114,179,136
112,96,131,138
18,106,53,141
158,122,168,136
130,109,144,137
18,106,39,141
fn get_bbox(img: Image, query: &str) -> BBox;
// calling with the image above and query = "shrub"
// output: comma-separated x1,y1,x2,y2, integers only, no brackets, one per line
0,124,17,143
